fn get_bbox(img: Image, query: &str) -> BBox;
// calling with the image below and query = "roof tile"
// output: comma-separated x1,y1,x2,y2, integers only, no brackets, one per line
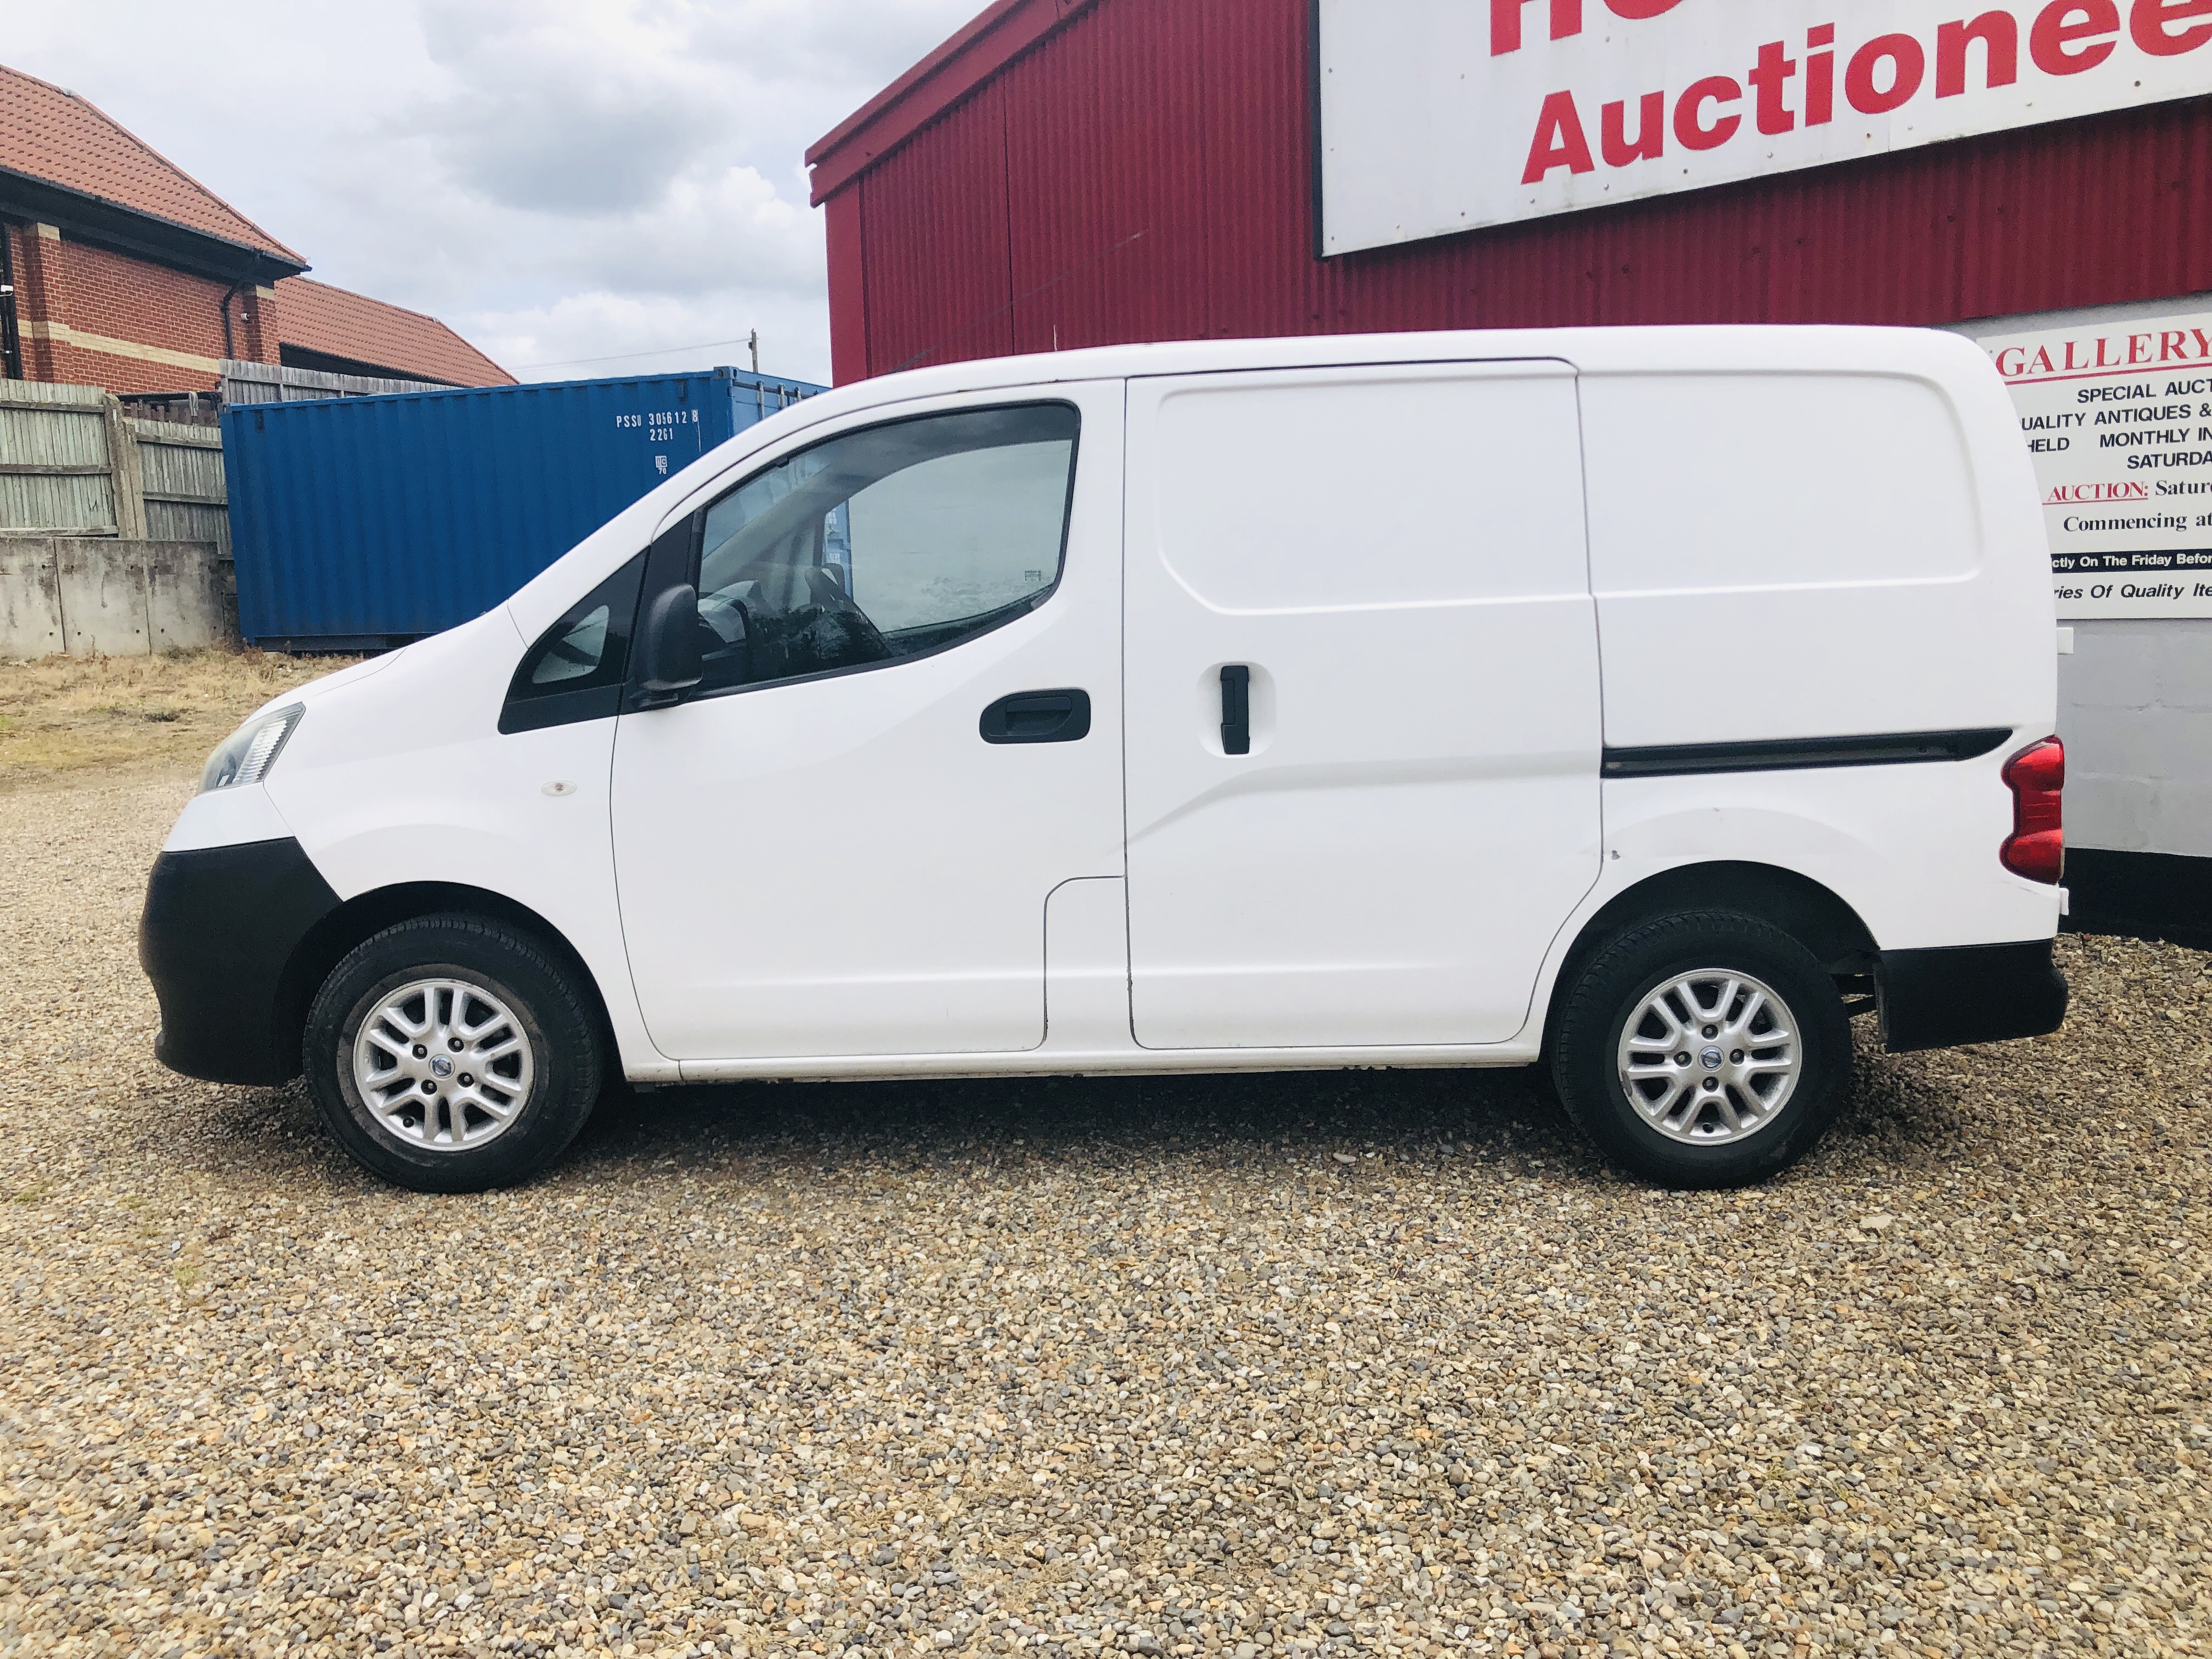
0,61,303,261
271,278,514,387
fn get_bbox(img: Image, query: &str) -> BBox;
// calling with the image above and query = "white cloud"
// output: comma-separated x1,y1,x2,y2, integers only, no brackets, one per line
0,0,980,384
407,1,726,217
459,287,830,382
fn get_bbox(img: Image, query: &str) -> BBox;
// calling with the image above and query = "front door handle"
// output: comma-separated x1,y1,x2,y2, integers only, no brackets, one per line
980,689,1092,744
1220,664,1251,755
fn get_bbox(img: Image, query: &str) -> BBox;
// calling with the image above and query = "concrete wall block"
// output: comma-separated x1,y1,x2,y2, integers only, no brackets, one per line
2059,702,2157,778
2059,620,2164,709
2141,707,2212,780
2056,619,2212,861
3,537,227,657
2107,706,2212,782
144,541,230,651
2143,778,2212,860
2149,621,2212,712
54,539,150,655
2064,771,2160,854
0,538,65,660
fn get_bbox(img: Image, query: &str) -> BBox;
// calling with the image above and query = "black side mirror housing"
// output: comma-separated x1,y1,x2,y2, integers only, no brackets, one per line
635,583,703,698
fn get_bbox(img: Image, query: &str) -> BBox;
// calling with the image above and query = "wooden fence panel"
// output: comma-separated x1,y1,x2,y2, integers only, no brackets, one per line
0,381,116,533
220,358,443,403
1,381,234,656
131,419,230,556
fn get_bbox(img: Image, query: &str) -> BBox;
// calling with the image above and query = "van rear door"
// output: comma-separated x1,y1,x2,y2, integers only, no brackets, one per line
1120,360,1600,1049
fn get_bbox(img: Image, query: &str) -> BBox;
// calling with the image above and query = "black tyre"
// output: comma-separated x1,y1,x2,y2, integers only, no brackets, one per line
303,913,604,1194
1549,910,1850,1188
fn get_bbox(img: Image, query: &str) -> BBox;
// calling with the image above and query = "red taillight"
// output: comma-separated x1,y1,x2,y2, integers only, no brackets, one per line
2001,736,2065,884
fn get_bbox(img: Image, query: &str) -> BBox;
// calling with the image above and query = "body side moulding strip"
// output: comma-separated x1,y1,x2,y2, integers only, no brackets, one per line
1602,728,2012,779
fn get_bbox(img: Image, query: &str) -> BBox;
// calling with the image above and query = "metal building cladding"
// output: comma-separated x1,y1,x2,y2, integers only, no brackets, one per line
809,0,2212,943
805,0,2211,383
222,368,821,651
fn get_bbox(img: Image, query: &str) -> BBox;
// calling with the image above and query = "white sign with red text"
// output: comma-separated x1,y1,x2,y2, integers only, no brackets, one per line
1316,0,2212,254
1972,311,2212,619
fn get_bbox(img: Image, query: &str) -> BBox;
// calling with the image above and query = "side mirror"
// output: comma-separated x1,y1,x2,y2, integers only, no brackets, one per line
635,583,703,697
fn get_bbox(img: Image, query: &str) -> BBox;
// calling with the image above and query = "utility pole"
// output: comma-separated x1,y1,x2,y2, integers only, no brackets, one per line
748,330,760,374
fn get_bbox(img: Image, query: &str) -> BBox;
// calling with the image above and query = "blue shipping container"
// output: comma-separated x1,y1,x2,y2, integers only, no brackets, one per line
222,366,824,648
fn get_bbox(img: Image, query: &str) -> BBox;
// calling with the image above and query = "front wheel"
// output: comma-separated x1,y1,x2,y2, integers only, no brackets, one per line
1549,910,1850,1188
303,914,604,1193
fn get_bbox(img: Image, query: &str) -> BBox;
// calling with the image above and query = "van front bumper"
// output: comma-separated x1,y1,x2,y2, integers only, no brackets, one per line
139,837,341,1086
1875,939,2068,1054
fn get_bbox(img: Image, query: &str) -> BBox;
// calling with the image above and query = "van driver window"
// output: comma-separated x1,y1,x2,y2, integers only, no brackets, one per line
691,403,1079,697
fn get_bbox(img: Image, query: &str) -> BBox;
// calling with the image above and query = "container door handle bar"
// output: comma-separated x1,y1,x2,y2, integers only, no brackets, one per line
1220,664,1251,756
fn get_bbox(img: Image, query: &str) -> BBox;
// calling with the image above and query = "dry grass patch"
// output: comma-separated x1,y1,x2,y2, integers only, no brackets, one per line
0,647,360,789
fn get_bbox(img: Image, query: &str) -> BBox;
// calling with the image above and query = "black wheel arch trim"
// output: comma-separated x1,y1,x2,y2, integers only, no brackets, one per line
279,883,620,1082
1541,861,1879,1058
142,843,617,1088
141,837,343,1086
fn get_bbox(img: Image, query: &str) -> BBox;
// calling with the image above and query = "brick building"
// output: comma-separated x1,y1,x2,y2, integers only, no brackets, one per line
0,63,509,394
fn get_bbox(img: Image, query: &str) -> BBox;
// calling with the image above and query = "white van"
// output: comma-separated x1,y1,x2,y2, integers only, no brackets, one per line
142,328,2068,1193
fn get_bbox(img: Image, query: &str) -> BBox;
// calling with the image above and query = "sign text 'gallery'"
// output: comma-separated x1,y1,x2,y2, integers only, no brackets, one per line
1317,0,2212,253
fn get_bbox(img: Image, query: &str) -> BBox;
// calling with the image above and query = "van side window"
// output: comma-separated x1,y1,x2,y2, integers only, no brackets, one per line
499,551,647,734
690,403,1079,698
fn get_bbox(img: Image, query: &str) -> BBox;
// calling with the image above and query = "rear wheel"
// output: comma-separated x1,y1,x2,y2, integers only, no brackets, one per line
304,914,603,1193
1549,910,1849,1187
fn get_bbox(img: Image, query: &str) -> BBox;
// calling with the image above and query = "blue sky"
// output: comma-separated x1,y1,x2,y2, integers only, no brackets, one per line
1,0,981,383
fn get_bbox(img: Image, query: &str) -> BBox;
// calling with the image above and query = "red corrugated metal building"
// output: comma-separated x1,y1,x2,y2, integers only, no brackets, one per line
805,0,2211,385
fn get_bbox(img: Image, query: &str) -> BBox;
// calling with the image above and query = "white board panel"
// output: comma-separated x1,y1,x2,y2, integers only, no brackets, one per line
1318,0,2212,253
1970,309,2212,619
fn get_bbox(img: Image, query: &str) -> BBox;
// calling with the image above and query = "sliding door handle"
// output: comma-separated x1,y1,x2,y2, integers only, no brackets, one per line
1220,664,1251,755
980,689,1092,744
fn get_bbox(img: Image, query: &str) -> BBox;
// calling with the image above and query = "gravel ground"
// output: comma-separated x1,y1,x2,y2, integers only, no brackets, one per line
2,769,2208,1659
0,650,351,793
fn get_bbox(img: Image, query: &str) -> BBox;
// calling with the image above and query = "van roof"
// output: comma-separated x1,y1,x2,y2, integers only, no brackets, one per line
504,324,1999,642
804,324,1988,415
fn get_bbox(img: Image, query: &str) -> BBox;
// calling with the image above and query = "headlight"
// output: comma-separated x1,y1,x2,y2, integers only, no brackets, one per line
200,704,304,793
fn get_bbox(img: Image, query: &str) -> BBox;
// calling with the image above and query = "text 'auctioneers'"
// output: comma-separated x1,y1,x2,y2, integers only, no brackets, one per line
1317,0,2212,253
